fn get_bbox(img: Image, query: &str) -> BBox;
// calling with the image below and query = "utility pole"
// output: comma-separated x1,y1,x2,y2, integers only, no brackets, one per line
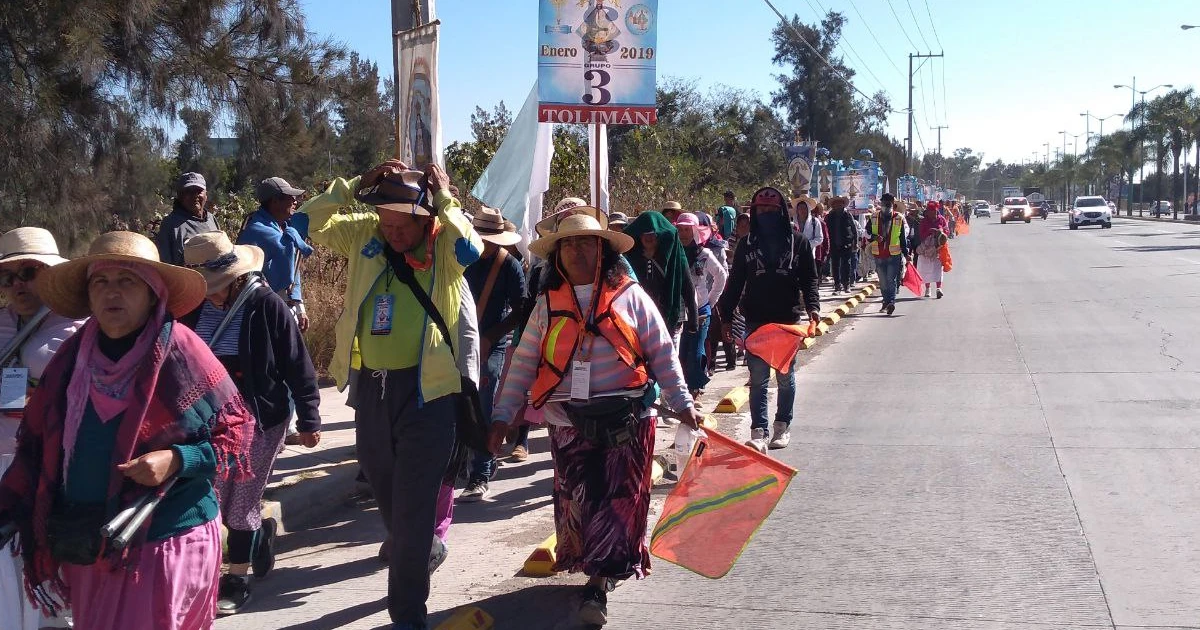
908,52,944,175
391,1,433,158
931,125,948,182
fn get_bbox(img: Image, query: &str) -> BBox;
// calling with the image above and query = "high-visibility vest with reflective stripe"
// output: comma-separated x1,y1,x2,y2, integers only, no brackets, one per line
869,211,906,257
530,278,649,408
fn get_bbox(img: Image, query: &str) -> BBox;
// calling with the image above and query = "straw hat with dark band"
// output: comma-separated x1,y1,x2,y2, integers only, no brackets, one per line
472,206,522,246
182,231,266,294
0,227,69,268
356,169,433,215
36,231,207,318
529,206,634,258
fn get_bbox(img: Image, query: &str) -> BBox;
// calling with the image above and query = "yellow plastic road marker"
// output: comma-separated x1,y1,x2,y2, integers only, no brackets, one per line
434,607,495,630
715,386,750,412
522,533,559,577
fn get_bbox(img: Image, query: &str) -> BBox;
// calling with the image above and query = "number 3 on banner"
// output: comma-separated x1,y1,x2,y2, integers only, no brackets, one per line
583,69,611,105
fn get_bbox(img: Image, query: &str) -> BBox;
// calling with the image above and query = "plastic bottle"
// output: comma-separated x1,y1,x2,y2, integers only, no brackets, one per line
673,424,704,472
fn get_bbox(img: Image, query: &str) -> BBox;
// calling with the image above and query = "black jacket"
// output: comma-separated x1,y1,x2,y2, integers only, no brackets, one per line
718,189,820,325
182,284,322,433
825,207,859,251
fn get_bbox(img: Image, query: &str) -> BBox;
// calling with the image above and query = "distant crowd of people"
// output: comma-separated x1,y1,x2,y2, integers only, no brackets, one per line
0,160,957,629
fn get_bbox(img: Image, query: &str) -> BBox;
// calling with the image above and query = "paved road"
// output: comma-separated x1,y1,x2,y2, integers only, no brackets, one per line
220,214,1200,630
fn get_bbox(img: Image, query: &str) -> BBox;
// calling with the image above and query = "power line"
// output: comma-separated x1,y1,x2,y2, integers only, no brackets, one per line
905,0,933,50
760,0,892,106
927,57,940,124
923,0,944,50
883,0,920,51
844,0,905,75
793,0,894,96
940,58,949,122
913,123,927,155
914,59,932,129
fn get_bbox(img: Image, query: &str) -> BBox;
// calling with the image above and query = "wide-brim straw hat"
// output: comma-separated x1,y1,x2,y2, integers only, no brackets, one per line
182,231,266,295
529,207,634,259
536,202,601,238
0,227,69,268
472,206,522,246
662,201,683,213
37,231,207,319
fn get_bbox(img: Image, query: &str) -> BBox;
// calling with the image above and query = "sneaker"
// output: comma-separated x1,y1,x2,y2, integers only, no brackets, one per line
769,421,791,449
428,536,449,575
283,431,302,446
886,303,895,316
923,287,930,298
458,478,489,503
746,428,768,454
510,445,529,462
252,518,277,579
878,303,888,313
936,288,944,299
216,575,251,615
579,585,609,626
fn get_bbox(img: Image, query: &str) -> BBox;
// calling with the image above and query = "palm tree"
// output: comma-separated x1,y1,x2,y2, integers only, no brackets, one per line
1129,97,1170,213
1092,130,1139,211
1146,89,1195,217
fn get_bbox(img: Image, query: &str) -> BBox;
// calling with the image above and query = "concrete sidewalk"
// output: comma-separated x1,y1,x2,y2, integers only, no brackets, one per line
226,278,878,629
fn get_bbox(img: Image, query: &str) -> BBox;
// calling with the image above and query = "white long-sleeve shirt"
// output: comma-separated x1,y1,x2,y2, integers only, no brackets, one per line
799,216,824,255
690,247,728,311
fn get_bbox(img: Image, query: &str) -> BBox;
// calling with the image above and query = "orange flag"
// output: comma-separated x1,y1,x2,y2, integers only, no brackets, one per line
956,219,970,236
650,429,797,578
743,321,816,374
938,242,953,272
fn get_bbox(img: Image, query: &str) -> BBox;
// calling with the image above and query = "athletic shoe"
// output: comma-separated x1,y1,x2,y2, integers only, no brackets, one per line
886,303,895,315
879,303,888,313
769,421,791,449
458,479,489,503
216,575,251,615
510,445,529,462
579,585,609,626
746,428,768,454
923,287,930,298
428,536,449,575
252,517,277,579
936,288,944,299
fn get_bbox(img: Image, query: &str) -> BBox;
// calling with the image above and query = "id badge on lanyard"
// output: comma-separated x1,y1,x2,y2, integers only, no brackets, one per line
0,367,29,411
570,333,595,403
371,294,395,335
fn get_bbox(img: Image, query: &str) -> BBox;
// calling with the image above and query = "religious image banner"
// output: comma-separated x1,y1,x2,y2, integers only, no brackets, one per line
538,0,659,125
396,21,443,168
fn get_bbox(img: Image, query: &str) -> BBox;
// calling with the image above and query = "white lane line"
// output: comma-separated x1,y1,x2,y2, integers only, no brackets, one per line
1176,257,1200,265
1112,240,1131,246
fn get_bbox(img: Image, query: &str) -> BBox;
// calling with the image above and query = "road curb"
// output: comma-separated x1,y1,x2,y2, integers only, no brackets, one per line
715,385,750,412
522,533,559,577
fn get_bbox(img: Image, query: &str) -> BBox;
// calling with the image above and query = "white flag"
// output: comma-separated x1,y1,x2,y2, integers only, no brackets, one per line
471,82,555,256
590,124,609,211
396,21,443,168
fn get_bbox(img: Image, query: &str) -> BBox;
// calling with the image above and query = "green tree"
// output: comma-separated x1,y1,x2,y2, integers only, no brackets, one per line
333,53,395,176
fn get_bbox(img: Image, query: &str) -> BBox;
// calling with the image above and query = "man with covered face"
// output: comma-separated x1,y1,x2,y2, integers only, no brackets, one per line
718,186,820,454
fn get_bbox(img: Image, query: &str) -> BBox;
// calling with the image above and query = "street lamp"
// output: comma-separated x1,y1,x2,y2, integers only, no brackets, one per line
1114,80,1174,214
1183,25,1199,30
1043,142,1050,167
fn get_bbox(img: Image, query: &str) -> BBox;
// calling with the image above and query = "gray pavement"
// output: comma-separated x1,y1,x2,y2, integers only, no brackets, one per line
219,213,1200,629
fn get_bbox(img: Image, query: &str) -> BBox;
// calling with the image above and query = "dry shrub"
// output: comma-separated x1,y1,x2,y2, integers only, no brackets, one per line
299,245,347,378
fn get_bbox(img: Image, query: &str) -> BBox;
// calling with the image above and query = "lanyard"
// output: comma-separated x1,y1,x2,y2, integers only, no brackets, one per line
0,307,49,368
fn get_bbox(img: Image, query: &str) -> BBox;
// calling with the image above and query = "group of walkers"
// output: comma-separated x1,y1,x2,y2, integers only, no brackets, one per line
0,158,956,629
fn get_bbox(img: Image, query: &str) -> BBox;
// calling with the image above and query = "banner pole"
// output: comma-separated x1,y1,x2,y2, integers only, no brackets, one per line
592,123,601,208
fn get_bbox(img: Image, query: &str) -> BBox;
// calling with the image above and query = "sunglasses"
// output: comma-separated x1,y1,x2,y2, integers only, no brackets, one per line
0,266,40,288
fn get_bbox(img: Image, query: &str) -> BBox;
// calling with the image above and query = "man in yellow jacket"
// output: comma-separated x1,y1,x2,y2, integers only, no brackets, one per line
298,160,482,630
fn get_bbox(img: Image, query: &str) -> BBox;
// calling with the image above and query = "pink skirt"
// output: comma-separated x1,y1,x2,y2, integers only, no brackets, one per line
63,518,222,630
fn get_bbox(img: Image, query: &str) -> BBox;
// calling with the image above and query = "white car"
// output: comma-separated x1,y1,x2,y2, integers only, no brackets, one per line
1000,197,1032,223
1149,201,1173,217
1069,196,1112,229
972,200,991,217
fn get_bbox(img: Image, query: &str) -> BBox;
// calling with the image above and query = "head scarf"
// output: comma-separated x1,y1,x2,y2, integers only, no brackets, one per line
695,211,723,247
747,186,796,270
623,211,689,329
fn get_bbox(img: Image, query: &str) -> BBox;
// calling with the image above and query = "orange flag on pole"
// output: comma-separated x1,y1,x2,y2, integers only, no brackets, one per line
743,321,816,374
649,429,797,578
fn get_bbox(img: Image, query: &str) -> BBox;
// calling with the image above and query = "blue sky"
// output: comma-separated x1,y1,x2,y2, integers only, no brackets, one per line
301,0,1200,166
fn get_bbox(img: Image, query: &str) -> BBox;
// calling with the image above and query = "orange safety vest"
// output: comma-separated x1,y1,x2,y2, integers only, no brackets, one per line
530,278,649,408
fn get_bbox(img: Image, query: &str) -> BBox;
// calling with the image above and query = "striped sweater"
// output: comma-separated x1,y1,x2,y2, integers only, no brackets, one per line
493,281,693,426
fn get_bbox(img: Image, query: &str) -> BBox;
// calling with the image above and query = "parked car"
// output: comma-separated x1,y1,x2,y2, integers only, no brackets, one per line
1069,196,1112,229
1106,201,1117,213
973,201,992,217
1149,201,1173,217
1000,197,1032,224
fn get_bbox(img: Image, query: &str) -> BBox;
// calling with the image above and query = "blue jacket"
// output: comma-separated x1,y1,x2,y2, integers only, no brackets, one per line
237,208,313,301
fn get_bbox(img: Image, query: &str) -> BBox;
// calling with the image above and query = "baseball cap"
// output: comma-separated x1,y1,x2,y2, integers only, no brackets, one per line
177,172,207,193
256,177,306,203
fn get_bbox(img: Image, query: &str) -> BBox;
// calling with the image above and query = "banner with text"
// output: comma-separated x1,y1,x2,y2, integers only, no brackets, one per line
538,0,658,125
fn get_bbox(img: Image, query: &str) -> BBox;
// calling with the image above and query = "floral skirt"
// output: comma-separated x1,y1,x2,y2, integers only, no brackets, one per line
548,417,655,580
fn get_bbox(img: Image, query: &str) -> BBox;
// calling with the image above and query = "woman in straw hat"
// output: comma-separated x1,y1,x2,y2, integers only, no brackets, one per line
0,231,254,629
180,231,322,615
0,227,83,630
489,208,703,627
